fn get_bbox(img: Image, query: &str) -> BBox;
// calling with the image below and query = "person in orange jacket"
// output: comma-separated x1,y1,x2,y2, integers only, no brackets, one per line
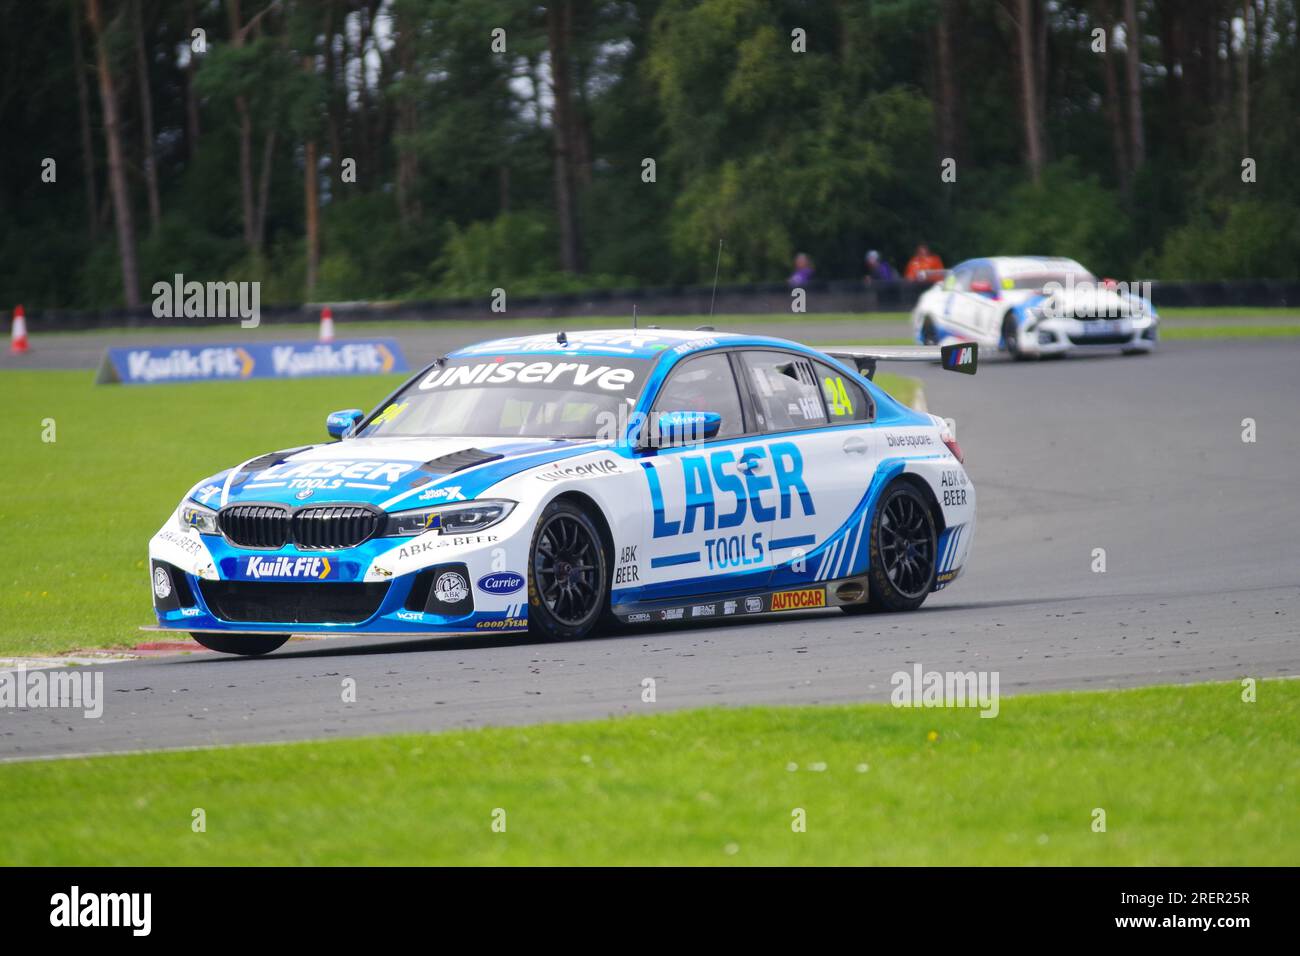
903,243,945,282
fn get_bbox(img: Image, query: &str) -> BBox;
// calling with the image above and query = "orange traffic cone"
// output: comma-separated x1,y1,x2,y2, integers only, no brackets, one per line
9,305,29,354
319,306,335,344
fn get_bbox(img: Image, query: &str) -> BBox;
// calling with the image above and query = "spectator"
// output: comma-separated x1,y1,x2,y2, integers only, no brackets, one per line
903,243,945,282
788,252,815,287
863,249,896,283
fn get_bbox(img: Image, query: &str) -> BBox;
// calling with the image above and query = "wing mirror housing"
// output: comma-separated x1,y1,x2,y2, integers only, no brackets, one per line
326,408,365,439
639,410,722,450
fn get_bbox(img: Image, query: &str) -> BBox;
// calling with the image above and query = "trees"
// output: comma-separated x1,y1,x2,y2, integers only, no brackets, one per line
1122,0,1145,171
1013,0,1046,184
86,0,141,307
1,0,1298,311
547,0,585,273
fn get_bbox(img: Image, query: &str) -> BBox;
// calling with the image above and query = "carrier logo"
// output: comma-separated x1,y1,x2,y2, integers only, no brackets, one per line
770,588,825,611
240,556,336,580
477,572,524,595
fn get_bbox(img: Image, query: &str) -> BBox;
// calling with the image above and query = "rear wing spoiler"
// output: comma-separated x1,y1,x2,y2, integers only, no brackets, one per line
824,342,977,380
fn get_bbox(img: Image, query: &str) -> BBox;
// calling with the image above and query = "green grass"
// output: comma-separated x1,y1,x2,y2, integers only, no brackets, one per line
868,371,918,406
0,680,1293,865
0,369,920,657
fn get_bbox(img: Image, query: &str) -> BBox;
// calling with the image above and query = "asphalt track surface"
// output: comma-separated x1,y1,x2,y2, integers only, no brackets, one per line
3,334,1298,760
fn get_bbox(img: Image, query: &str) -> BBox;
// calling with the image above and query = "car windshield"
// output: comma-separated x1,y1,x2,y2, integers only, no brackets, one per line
355,354,655,439
1003,269,1095,291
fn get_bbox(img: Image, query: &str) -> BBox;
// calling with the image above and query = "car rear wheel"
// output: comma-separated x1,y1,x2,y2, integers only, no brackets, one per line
527,499,610,640
864,482,937,612
190,633,290,656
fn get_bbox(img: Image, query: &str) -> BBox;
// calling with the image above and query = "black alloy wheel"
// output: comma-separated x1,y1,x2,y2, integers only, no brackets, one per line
528,500,609,639
865,482,937,612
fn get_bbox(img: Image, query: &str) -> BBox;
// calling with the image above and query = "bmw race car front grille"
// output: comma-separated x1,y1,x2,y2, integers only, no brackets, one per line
1067,332,1133,345
219,505,290,549
198,580,390,624
291,506,381,550
218,504,381,550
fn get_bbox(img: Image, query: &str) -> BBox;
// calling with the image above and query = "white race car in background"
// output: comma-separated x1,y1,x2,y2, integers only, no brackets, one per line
911,256,1158,358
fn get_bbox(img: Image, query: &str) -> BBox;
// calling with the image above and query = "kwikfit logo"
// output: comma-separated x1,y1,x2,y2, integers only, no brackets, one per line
242,556,335,580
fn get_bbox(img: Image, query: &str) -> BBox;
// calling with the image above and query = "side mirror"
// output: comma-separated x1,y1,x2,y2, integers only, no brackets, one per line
326,408,364,439
644,410,722,449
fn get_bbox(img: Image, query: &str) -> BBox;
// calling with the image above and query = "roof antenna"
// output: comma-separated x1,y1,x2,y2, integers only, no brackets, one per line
707,238,724,319
631,304,637,331
557,330,568,346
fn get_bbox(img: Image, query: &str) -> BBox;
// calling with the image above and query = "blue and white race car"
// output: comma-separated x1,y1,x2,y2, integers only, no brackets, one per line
911,256,1158,357
147,330,978,655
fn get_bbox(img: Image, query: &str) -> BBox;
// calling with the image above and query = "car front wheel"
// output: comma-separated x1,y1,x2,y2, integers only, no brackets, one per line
1001,313,1024,359
527,499,610,640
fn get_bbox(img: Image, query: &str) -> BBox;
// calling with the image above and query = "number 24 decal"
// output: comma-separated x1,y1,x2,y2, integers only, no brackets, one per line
822,376,854,417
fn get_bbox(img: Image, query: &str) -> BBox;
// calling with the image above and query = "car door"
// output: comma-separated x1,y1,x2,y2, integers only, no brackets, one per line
956,260,1000,338
734,350,879,598
941,264,981,337
634,351,774,611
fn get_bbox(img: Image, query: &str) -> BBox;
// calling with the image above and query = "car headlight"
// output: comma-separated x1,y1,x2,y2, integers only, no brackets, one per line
383,500,515,537
179,502,219,534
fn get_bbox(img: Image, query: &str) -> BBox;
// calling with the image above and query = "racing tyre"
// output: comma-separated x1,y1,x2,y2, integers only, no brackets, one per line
920,317,939,345
527,499,610,641
864,482,937,612
1001,313,1025,360
190,633,290,656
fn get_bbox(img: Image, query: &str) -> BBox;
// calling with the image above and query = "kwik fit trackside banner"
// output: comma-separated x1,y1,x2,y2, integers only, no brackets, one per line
95,340,408,385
